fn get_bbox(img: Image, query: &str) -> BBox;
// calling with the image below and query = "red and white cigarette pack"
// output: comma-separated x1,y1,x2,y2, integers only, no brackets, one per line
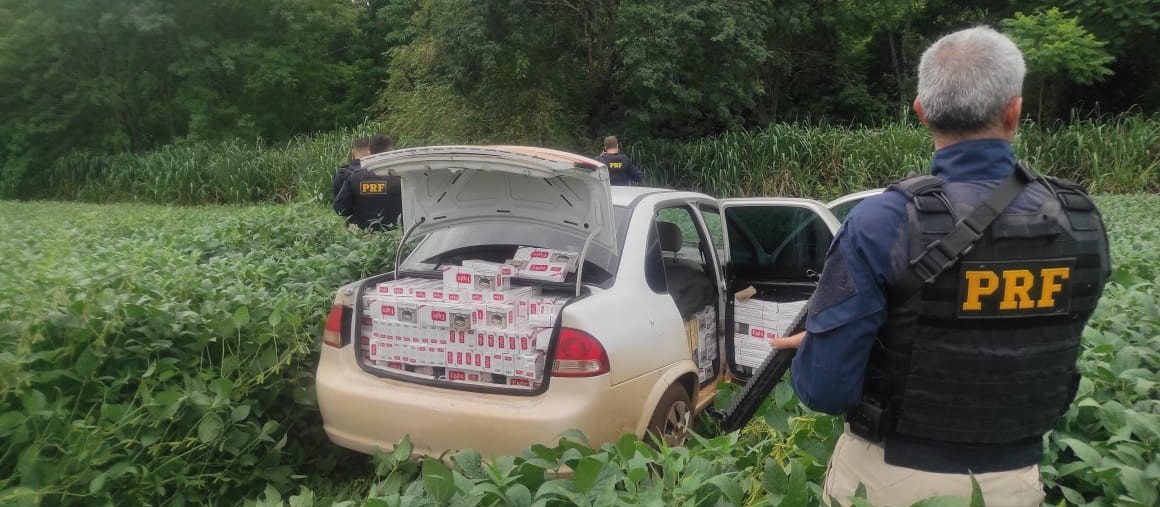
507,377,535,388
394,301,422,324
444,303,473,332
461,259,517,278
446,368,485,384
514,352,547,380
511,247,579,271
443,264,511,292
515,261,569,282
411,280,442,301
527,297,563,327
485,286,540,304
419,303,449,327
482,301,525,330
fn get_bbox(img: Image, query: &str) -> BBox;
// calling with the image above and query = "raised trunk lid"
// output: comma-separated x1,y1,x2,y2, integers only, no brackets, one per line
361,146,617,254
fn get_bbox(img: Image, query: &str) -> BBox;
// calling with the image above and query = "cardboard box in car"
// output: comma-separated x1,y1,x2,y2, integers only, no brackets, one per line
419,304,449,327
461,259,517,278
511,247,579,271
532,327,552,351
501,353,515,377
447,368,484,383
446,304,473,332
412,281,441,301
508,377,534,388
484,286,540,305
527,297,563,327
515,352,546,380
483,302,525,330
516,261,569,282
443,265,511,293
394,301,421,324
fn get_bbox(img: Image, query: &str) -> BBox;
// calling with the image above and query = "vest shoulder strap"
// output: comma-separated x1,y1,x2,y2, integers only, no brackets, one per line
888,165,1034,302
887,174,944,198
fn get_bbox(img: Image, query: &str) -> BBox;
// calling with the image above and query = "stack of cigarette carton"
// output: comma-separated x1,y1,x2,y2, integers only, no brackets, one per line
507,246,579,282
733,298,807,368
361,266,568,389
687,306,718,382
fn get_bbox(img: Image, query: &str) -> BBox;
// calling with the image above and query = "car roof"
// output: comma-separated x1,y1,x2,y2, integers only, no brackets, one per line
610,186,710,207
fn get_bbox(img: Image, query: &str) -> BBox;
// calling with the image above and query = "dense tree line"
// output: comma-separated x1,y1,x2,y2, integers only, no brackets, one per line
1,0,1156,197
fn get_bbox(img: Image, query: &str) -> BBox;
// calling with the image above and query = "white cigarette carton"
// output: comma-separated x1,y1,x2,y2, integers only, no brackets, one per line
485,286,540,305
512,247,579,271
395,301,422,324
501,353,515,377
447,368,485,383
508,377,534,388
362,294,379,317
461,259,517,278
483,302,525,330
516,261,569,282
412,281,441,301
532,327,552,351
527,297,562,327
515,352,547,380
419,304,449,327
444,265,511,292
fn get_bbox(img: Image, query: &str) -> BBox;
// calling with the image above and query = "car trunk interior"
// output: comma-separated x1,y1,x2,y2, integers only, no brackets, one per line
348,270,590,395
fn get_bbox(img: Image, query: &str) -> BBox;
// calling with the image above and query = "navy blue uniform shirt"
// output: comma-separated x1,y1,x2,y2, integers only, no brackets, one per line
790,139,1055,415
597,152,644,185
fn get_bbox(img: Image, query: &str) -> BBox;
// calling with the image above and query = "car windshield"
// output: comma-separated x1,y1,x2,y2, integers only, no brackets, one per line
400,205,632,286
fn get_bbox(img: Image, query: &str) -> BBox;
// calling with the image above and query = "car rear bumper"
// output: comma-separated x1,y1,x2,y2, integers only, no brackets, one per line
316,345,663,458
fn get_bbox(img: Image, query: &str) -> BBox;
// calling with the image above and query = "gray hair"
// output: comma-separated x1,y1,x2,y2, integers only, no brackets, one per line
917,26,1025,133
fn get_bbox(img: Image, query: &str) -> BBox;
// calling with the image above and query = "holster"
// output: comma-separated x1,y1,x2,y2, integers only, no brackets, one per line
847,398,892,442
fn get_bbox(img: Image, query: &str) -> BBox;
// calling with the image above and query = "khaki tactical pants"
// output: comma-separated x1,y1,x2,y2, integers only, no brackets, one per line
822,431,1047,507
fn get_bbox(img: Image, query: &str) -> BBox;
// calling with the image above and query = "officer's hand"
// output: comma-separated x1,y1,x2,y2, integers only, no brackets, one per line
769,331,806,350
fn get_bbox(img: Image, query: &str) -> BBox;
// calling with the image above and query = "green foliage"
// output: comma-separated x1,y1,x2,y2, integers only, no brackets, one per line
0,202,400,505
1,195,1155,505
23,115,1159,205
1003,8,1115,86
631,115,1159,200
1002,8,1116,121
1039,195,1160,507
614,1,773,137
0,0,368,198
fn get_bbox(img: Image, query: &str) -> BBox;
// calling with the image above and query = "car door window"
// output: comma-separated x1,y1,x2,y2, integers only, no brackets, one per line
656,207,706,264
726,205,833,282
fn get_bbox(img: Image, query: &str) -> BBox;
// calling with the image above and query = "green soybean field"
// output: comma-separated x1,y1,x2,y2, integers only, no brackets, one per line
0,195,1156,507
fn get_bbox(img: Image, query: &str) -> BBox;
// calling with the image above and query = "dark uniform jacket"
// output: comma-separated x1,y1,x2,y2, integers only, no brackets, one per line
597,152,644,186
790,139,1111,473
333,160,402,231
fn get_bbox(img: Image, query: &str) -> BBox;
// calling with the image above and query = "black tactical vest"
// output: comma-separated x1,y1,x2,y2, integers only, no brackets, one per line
350,170,402,231
857,173,1110,471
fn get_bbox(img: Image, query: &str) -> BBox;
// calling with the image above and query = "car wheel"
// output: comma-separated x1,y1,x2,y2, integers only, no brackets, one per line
646,384,692,448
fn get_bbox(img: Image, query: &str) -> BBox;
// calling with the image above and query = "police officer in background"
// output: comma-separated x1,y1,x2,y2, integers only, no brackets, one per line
597,135,644,185
333,133,401,231
769,27,1110,506
332,137,370,226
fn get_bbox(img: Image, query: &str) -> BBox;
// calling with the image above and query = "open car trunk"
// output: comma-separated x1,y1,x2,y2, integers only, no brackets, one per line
347,146,618,394
352,271,591,394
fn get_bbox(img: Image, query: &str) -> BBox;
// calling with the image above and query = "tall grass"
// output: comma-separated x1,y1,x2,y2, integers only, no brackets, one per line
22,115,1159,204
631,115,1159,200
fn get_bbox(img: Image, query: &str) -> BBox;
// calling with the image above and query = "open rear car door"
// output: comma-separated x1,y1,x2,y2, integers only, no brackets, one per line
713,198,842,431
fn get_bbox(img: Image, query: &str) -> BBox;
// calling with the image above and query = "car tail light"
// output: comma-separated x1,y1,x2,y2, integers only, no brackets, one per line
552,328,609,377
323,305,344,348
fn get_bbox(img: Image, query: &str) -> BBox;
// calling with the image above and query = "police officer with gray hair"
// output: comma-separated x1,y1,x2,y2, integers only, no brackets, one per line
770,26,1111,506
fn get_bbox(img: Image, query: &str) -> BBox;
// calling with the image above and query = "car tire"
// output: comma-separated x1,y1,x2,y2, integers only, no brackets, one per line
645,384,692,448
